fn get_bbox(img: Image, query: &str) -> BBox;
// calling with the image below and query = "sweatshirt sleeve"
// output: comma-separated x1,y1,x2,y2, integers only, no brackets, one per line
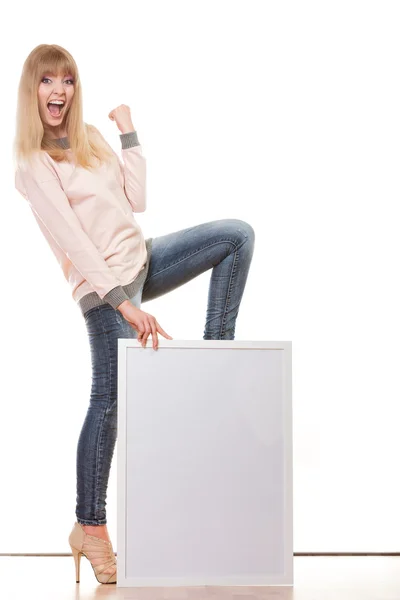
117,130,147,213
14,154,130,310
89,125,146,213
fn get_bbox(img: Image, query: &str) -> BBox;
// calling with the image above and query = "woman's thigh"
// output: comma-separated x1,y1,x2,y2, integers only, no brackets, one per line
142,218,254,303
80,289,143,420
84,285,144,368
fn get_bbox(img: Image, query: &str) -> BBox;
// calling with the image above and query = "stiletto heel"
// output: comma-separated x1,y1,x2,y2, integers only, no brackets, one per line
71,546,82,582
68,522,117,584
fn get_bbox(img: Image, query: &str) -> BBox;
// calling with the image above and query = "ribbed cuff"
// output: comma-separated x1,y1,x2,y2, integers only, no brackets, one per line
102,285,130,310
120,130,140,149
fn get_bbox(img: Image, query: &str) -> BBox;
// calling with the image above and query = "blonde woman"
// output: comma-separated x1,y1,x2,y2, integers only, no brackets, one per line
14,44,255,584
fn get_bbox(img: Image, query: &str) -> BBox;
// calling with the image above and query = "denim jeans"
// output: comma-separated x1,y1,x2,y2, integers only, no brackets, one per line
76,218,255,524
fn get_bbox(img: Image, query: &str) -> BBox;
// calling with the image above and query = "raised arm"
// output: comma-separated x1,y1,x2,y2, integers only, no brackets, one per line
15,153,130,310
90,124,146,213
118,130,146,213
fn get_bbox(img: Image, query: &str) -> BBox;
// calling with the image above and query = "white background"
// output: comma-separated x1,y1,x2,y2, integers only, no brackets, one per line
1,0,399,553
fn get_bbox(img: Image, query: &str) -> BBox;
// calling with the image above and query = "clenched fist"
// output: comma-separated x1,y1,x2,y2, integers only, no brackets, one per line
108,104,135,135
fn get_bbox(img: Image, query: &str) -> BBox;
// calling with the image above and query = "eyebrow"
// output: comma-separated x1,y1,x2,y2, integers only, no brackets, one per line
43,73,73,79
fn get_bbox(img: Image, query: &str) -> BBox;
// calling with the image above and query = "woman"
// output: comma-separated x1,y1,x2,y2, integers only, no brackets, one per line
14,44,255,584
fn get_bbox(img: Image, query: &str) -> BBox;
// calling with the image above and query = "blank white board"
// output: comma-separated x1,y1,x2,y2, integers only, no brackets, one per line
117,340,293,587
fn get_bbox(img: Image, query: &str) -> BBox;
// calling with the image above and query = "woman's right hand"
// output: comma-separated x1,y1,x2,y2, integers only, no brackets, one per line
117,301,173,350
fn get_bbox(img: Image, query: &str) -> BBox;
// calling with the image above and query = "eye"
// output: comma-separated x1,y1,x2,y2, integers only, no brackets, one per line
41,77,74,85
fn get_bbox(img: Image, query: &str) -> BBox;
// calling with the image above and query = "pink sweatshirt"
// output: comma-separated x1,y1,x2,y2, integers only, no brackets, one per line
14,129,152,316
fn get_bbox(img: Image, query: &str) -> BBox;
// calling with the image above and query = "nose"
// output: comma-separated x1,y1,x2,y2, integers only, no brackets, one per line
53,80,67,95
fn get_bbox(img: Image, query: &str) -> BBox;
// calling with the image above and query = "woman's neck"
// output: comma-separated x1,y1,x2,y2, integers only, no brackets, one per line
45,126,67,140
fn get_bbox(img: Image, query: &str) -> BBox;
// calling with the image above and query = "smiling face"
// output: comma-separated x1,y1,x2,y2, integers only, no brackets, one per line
37,72,75,138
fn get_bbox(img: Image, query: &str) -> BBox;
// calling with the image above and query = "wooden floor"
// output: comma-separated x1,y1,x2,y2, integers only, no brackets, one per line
0,556,398,599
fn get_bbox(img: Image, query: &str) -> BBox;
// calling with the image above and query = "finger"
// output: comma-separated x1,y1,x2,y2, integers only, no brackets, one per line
156,321,173,340
138,326,146,345
141,322,152,347
136,322,145,341
149,318,158,350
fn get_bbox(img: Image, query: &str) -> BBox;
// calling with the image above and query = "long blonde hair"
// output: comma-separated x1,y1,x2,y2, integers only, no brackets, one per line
13,44,114,170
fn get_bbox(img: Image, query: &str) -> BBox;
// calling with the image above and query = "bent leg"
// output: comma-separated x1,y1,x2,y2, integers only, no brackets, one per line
142,218,255,339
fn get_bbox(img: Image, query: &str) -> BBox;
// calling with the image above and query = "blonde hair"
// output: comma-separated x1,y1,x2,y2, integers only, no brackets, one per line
13,44,114,170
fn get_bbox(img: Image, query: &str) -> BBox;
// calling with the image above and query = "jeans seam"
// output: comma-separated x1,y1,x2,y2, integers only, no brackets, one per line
219,244,240,338
93,309,112,523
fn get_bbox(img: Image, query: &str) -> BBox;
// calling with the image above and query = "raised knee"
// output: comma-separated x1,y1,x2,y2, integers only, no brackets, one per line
234,219,255,245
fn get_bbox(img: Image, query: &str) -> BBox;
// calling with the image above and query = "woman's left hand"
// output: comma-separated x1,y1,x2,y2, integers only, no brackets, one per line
108,104,135,134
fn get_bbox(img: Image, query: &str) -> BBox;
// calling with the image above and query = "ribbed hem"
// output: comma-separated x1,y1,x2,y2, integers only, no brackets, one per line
54,129,140,150
102,285,130,309
78,238,153,317
120,130,139,149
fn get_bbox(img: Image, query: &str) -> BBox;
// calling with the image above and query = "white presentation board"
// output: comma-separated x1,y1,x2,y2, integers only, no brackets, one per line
117,340,293,587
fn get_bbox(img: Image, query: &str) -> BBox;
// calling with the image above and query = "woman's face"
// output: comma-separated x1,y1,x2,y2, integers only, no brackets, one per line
37,72,75,134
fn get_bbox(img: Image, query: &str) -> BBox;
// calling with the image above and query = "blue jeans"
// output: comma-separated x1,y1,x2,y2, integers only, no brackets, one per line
76,218,255,524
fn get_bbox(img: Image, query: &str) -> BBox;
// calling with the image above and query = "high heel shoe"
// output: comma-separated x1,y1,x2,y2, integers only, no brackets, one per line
68,521,117,584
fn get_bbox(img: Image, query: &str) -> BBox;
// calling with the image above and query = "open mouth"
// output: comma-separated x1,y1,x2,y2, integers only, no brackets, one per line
47,101,65,118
